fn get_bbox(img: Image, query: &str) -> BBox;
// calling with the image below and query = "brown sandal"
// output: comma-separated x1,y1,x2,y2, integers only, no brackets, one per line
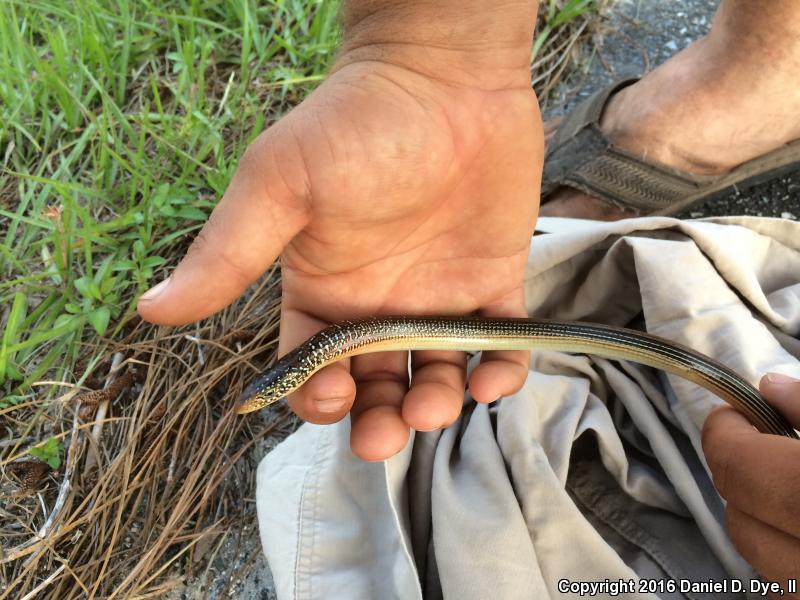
542,78,800,215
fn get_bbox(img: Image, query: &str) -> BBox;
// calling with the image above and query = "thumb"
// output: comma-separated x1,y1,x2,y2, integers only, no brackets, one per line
760,372,800,428
137,130,310,325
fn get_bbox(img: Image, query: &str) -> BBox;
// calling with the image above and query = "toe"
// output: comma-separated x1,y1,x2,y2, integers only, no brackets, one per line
539,187,639,220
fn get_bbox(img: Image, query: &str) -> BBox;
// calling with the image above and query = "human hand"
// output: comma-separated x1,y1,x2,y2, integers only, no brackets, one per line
702,373,800,594
137,1,543,460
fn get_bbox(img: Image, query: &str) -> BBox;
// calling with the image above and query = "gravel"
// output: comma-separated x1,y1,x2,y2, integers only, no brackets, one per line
545,0,800,220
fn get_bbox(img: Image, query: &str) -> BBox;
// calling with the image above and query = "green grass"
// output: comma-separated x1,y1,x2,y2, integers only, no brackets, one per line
27,435,63,468
0,0,601,412
0,1,604,595
532,0,596,60
0,0,341,406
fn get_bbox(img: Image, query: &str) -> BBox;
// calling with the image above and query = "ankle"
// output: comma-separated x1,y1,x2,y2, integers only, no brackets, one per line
596,34,800,175
709,0,800,69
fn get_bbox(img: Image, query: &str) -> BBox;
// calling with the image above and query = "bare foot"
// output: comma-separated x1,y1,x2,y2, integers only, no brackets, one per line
541,4,800,220
541,117,636,220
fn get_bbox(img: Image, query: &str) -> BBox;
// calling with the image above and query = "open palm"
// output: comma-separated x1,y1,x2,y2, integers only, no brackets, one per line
138,60,543,460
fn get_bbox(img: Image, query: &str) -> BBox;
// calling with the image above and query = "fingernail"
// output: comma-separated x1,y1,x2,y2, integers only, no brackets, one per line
766,372,799,385
140,277,171,301
316,397,348,413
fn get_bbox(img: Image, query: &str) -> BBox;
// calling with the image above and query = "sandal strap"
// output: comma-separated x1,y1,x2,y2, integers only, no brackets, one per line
542,78,716,212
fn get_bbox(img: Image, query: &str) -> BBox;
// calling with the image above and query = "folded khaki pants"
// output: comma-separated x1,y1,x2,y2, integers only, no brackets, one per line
256,216,800,600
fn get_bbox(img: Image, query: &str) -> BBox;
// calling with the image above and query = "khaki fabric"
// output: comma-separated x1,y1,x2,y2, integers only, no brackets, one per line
256,217,800,600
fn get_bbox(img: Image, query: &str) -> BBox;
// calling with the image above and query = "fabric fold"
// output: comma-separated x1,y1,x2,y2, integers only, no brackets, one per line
256,217,800,600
